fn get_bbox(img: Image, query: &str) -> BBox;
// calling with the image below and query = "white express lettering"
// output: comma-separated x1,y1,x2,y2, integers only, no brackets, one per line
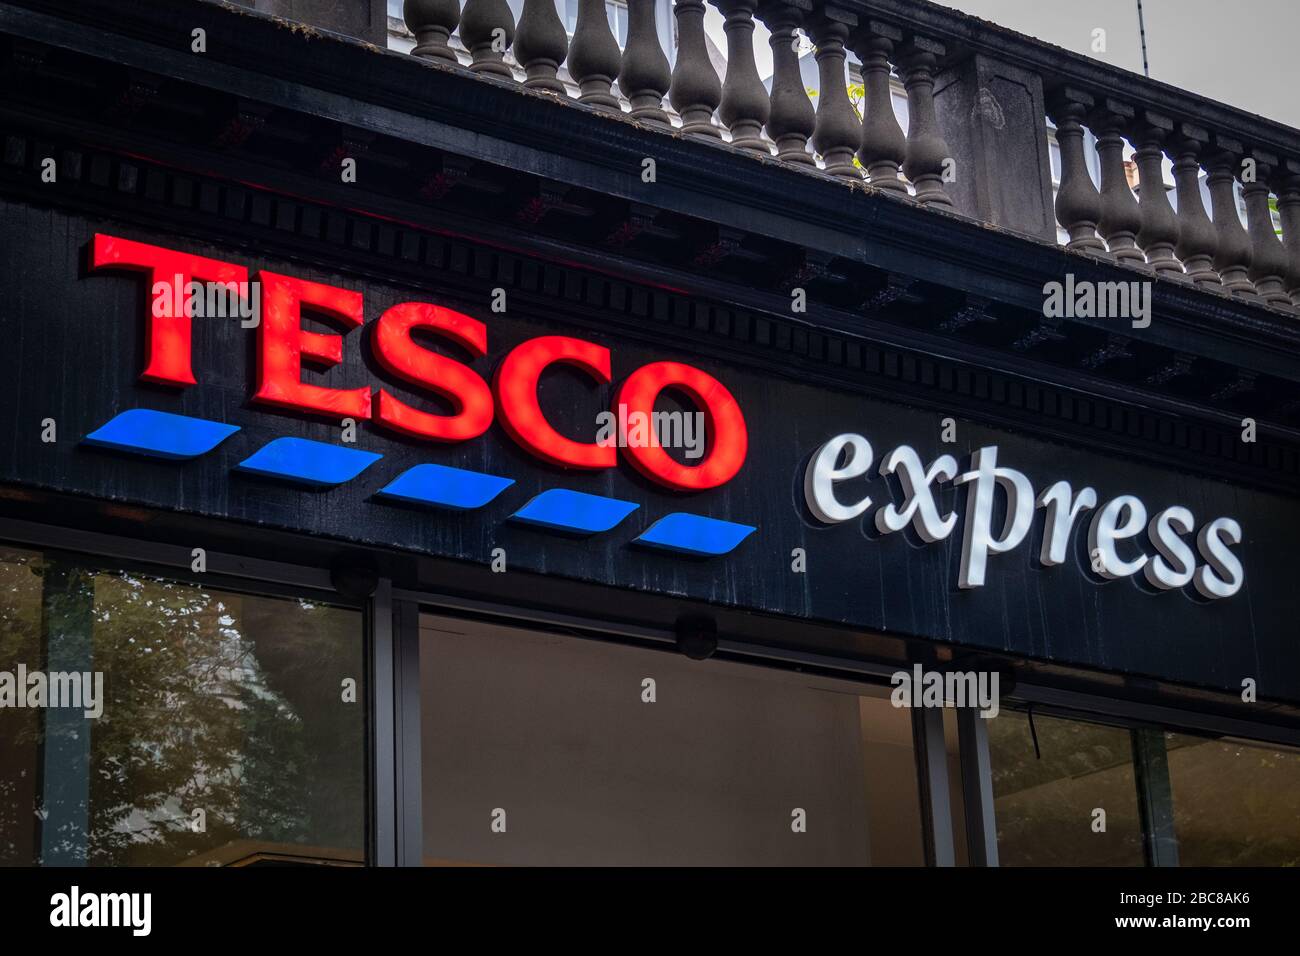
1035,480,1097,567
1088,494,1148,580
1144,506,1197,590
875,445,958,542
804,433,874,523
1194,517,1244,599
801,434,1244,599
954,446,1035,589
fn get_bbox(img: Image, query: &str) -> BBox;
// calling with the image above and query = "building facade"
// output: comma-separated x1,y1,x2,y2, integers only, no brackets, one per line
0,0,1298,867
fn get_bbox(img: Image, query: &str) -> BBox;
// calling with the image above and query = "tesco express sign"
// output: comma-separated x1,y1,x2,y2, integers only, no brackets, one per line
91,233,1244,598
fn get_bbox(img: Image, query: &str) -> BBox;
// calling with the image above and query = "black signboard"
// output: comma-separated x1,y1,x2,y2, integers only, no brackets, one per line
3,202,1297,703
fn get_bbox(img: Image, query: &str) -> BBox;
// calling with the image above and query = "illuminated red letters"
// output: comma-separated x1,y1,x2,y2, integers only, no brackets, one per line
97,234,748,488
253,271,372,420
616,361,748,490
494,336,617,469
372,302,493,442
91,234,248,387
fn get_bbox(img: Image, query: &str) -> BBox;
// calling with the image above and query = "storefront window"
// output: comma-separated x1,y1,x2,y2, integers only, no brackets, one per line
987,709,1145,866
1166,733,1300,866
420,615,926,865
0,545,366,866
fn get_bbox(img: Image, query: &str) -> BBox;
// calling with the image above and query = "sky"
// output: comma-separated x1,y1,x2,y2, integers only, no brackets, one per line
919,0,1298,129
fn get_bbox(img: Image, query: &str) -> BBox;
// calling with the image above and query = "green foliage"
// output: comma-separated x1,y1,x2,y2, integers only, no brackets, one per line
807,83,867,170
0,549,364,865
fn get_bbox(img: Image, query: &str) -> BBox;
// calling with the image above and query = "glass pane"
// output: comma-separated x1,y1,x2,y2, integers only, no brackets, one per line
1166,733,1300,866
420,615,926,865
0,547,43,865
987,709,1145,866
0,546,366,866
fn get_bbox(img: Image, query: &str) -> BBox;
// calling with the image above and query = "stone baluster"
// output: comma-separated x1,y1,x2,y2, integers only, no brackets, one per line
1204,139,1254,295
716,0,771,152
404,0,461,63
756,1,815,165
896,36,953,206
849,21,908,193
1240,150,1291,306
459,0,516,76
618,0,671,124
1170,124,1220,287
514,0,568,93
807,8,861,180
1088,100,1144,263
669,0,723,137
1130,111,1181,274
1274,161,1300,307
568,0,623,111
1045,87,1103,253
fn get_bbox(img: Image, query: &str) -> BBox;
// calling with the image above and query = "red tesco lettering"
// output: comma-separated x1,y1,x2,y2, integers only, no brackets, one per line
92,234,747,491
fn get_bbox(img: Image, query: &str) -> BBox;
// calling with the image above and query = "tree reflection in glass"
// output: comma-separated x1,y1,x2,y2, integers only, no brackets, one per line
0,546,365,866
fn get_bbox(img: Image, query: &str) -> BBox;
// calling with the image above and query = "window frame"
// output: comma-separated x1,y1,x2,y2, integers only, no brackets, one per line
0,516,375,865
3,513,1297,867
986,694,1300,866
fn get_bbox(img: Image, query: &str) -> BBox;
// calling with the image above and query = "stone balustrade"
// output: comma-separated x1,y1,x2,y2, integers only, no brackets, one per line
401,0,1300,313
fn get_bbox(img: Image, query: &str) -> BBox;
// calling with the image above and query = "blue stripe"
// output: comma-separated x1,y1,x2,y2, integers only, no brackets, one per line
84,416,758,560
635,513,756,556
84,409,239,460
377,464,514,510
511,489,639,534
236,437,382,487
